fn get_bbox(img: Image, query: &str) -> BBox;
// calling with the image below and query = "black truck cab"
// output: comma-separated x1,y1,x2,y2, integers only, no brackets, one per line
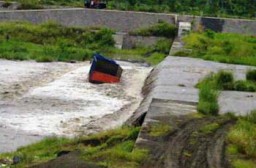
85,0,107,9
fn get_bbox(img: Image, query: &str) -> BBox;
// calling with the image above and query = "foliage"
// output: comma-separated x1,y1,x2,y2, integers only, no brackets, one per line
197,74,219,115
0,21,114,62
0,127,148,168
129,22,177,38
180,32,256,67
233,80,256,92
17,0,44,9
197,70,256,115
13,0,256,18
246,69,256,82
227,110,256,167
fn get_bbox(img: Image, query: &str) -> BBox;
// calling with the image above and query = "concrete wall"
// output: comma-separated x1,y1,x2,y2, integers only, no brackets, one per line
178,15,256,35
0,8,255,34
122,35,166,49
0,8,175,32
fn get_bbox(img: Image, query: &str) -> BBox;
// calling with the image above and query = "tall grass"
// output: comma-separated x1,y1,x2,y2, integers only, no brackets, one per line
197,74,219,115
0,21,114,62
227,110,256,167
0,21,171,64
179,31,256,66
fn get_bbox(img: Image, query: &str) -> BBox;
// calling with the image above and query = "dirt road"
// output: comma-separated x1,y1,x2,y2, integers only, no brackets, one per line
140,115,235,168
0,59,151,153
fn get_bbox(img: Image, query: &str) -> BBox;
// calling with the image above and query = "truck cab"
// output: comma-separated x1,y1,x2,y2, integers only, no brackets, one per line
85,0,107,9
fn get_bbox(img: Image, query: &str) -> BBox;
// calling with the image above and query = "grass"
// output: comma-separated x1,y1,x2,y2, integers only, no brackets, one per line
107,38,172,65
197,70,256,115
149,123,171,137
129,21,177,38
247,69,256,82
199,122,220,134
226,110,256,168
0,126,148,168
197,73,220,115
0,21,171,65
177,31,256,67
0,21,115,62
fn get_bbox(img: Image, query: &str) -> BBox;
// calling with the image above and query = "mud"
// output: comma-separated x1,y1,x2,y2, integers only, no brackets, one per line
140,116,235,168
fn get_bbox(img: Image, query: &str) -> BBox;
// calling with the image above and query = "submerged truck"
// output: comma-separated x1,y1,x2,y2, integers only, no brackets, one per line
89,54,123,84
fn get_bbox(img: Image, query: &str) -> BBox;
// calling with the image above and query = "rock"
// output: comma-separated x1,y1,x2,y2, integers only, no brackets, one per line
12,156,21,165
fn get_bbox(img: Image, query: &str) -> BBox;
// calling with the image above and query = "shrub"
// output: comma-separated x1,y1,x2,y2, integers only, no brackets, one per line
246,69,256,82
197,80,219,116
152,39,172,54
216,71,234,88
233,80,256,92
17,0,44,9
130,21,177,38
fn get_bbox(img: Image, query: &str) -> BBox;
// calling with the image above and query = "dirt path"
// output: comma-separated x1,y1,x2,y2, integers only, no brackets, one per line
141,116,235,168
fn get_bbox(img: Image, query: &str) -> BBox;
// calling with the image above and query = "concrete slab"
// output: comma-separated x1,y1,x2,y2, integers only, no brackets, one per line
128,56,256,125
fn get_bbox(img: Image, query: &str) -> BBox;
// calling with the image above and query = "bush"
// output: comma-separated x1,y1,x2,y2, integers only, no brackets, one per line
246,69,256,82
197,79,219,116
17,0,44,9
216,71,234,88
130,21,177,38
152,39,172,54
233,80,256,92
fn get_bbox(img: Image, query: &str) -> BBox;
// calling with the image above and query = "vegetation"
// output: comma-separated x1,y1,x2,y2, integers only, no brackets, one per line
199,122,220,134
246,69,256,82
149,123,171,137
227,110,256,168
11,0,256,18
0,21,171,65
197,73,220,115
108,37,172,65
130,21,177,38
177,31,256,66
197,70,256,115
0,126,148,168
0,21,115,62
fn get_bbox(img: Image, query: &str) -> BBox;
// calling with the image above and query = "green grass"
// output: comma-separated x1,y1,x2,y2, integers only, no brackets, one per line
0,21,170,65
0,126,148,168
107,38,172,65
178,31,256,66
0,21,115,62
227,110,256,168
199,122,220,134
149,123,171,137
232,159,256,168
197,70,256,115
129,21,177,38
247,69,256,82
197,73,220,115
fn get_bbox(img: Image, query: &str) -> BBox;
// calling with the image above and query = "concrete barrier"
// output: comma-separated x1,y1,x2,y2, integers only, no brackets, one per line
0,8,256,34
